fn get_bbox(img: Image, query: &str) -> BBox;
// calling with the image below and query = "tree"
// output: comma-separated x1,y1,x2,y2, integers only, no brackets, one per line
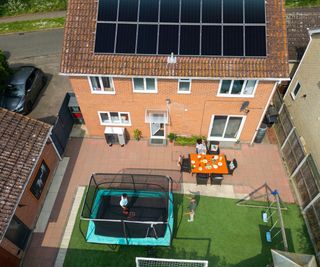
0,50,12,93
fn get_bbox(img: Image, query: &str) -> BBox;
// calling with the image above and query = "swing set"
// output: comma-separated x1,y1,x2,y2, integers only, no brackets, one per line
237,183,288,251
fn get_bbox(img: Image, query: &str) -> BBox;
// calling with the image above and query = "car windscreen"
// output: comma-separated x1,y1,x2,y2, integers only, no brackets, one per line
5,84,25,97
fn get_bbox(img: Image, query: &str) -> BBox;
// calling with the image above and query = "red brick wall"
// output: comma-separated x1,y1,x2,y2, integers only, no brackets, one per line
15,141,59,228
70,77,275,142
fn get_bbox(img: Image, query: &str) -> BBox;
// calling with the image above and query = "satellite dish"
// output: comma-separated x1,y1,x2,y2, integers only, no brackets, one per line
240,101,250,112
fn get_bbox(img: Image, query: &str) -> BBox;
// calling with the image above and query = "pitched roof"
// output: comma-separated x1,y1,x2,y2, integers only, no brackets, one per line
60,0,289,79
286,7,320,61
0,108,51,242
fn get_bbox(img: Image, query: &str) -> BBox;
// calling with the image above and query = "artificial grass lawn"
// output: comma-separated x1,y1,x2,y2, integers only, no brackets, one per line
64,194,313,267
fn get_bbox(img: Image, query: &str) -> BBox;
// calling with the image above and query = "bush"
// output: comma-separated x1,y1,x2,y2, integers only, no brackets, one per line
167,132,177,142
133,129,142,141
174,135,206,146
0,50,12,93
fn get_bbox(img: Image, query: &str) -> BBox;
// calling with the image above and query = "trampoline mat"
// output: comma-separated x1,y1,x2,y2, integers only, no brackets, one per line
94,195,168,238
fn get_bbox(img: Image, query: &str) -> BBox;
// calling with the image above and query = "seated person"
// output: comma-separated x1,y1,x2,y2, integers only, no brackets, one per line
196,139,207,154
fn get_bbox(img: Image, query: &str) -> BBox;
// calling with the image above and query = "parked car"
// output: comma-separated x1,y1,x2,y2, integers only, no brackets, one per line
0,66,46,114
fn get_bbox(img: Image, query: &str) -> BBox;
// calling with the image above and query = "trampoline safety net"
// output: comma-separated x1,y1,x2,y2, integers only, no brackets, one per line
80,173,173,243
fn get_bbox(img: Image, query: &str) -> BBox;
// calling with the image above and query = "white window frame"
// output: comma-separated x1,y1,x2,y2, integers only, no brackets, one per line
177,79,191,94
88,76,115,94
132,78,158,93
217,80,258,98
290,81,301,100
207,115,246,141
98,111,131,126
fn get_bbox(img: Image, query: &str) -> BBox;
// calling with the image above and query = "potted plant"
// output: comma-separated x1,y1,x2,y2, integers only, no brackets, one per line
133,129,142,141
167,132,177,143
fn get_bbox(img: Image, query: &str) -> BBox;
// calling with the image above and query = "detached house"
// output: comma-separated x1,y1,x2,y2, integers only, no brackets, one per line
61,0,289,144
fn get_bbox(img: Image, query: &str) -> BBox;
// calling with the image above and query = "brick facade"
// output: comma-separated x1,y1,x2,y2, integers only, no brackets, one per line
71,77,276,143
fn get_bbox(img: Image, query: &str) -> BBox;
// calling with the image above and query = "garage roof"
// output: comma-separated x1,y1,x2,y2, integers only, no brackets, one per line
0,108,51,242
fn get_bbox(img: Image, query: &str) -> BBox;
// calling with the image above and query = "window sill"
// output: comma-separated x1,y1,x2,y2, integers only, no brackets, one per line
91,90,116,95
133,90,157,94
216,94,254,98
178,91,191,94
100,123,132,127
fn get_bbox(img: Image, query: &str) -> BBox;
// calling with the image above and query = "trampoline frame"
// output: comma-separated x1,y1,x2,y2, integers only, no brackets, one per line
79,173,173,246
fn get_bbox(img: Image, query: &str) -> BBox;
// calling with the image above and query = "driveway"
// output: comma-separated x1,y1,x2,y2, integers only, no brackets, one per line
0,29,71,123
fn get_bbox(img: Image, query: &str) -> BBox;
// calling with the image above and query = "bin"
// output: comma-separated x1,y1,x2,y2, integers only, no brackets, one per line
254,123,268,143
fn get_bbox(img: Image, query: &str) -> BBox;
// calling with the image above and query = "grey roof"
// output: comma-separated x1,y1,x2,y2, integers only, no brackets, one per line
286,7,320,61
0,108,51,242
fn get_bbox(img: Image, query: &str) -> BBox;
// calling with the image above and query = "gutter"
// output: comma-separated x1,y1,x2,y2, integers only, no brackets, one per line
59,72,290,82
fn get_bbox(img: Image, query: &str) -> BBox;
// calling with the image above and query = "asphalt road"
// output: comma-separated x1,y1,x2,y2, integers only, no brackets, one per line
0,28,64,60
0,29,72,121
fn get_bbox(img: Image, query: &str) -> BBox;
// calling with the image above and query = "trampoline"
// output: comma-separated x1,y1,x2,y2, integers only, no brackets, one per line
80,173,173,246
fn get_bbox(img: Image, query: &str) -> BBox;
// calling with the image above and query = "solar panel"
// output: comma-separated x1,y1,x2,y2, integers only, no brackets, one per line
95,0,267,57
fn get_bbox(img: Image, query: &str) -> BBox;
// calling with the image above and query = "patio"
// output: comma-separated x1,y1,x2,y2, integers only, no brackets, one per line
22,135,294,267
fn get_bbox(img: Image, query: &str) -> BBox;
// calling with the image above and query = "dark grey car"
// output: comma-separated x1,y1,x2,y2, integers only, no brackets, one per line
0,66,46,114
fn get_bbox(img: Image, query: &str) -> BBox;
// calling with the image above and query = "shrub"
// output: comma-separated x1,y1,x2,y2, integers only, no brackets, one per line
174,135,206,146
167,132,177,142
0,50,12,93
133,129,142,141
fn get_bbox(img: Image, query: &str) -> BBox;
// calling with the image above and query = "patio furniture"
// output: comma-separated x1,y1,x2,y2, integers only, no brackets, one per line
190,154,229,174
179,155,191,173
207,141,220,155
196,173,209,185
227,159,238,175
210,174,224,185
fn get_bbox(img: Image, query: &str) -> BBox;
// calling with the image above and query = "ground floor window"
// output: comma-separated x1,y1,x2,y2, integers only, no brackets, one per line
208,115,245,141
5,216,31,250
98,111,131,126
30,160,50,199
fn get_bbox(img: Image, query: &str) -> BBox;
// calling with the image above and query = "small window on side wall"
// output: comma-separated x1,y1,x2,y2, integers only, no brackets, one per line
89,76,115,94
178,79,191,93
30,160,50,199
291,82,301,100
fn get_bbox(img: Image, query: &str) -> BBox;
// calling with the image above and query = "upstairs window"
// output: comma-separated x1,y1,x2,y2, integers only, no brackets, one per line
291,82,301,100
89,76,115,94
98,111,131,126
178,79,191,93
133,78,157,93
218,80,257,97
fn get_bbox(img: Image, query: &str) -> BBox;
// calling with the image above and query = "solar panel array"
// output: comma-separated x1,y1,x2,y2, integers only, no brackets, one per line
95,0,266,57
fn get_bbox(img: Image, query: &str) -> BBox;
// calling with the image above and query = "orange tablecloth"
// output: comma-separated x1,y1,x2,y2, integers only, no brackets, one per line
190,154,229,174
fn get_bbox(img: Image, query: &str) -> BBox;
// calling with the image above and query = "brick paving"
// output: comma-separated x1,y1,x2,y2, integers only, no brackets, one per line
22,137,293,267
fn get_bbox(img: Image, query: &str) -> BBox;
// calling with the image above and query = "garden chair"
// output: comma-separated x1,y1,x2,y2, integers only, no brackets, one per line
210,174,224,185
227,159,238,175
196,173,209,185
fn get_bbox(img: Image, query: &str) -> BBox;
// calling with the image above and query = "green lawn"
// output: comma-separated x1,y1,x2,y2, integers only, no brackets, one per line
0,0,66,17
64,194,313,267
0,18,65,34
286,0,320,8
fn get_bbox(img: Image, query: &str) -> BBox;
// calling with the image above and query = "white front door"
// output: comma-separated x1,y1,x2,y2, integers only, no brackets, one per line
150,122,165,139
208,115,245,141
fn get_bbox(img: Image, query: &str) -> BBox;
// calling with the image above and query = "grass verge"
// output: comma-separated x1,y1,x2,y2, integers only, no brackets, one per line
64,193,313,267
286,0,320,8
0,17,65,34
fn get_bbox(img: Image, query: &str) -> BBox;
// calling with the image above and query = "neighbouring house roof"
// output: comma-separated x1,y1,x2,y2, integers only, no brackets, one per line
286,7,320,61
0,108,51,242
60,0,289,79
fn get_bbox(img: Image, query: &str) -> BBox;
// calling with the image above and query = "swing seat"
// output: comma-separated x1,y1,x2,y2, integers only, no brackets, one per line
262,212,268,223
266,231,271,242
